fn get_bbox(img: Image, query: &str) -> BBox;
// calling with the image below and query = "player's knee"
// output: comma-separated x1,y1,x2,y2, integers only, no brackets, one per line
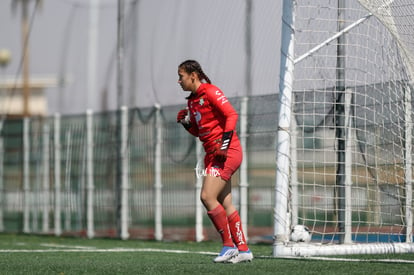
200,190,215,208
200,190,209,205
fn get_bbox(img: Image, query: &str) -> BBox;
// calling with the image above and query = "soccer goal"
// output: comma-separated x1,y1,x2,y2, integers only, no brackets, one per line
274,0,414,256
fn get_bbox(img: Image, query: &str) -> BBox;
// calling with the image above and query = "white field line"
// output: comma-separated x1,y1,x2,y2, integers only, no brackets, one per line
0,247,216,255
40,243,97,249
0,247,413,264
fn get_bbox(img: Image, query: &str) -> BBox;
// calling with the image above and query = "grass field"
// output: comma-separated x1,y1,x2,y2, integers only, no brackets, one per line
0,234,414,274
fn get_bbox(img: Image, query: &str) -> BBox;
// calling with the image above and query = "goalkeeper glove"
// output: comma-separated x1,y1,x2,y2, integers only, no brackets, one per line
214,131,233,162
177,108,191,129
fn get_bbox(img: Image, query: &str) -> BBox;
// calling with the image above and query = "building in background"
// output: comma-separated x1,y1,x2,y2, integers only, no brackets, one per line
0,76,57,117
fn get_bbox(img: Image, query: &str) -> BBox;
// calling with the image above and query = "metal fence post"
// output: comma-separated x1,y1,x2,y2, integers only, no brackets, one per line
120,106,129,240
54,114,62,236
23,117,30,233
239,96,249,239
43,123,50,234
154,104,163,241
86,110,94,238
0,137,4,231
195,140,204,242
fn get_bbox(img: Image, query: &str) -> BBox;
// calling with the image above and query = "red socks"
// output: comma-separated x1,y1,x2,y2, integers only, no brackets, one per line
207,204,234,247
228,210,249,252
208,205,249,252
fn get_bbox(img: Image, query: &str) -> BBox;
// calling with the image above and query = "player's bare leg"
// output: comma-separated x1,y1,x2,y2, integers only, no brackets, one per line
200,174,227,211
201,174,238,262
217,179,236,216
217,180,253,263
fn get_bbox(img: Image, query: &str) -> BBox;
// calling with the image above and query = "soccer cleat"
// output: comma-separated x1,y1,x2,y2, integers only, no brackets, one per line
213,246,239,263
227,250,253,263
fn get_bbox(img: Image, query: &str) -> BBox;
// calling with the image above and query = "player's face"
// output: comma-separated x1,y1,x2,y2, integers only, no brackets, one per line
178,68,194,92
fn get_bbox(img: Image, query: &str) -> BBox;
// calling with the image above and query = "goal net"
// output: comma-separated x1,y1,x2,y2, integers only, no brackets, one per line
274,0,414,256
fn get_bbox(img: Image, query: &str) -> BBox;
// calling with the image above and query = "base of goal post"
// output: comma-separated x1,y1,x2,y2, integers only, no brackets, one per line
273,242,414,257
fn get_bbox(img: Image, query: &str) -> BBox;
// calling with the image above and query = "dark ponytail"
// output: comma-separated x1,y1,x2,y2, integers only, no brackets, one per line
179,60,211,84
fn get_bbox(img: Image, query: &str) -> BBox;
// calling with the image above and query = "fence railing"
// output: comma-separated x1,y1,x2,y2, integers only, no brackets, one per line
0,94,279,242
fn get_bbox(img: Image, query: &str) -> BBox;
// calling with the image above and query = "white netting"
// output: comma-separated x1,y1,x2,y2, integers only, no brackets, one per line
358,0,414,79
277,0,414,255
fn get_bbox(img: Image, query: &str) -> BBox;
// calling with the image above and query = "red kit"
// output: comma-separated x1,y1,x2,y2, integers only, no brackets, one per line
186,83,242,181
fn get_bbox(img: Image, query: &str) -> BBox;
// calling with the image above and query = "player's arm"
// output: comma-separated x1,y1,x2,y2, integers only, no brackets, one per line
176,108,199,137
206,88,238,161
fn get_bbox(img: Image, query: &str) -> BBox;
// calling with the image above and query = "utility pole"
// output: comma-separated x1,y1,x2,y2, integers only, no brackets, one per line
116,0,126,239
335,0,347,244
12,0,42,117
21,0,30,117
87,0,99,110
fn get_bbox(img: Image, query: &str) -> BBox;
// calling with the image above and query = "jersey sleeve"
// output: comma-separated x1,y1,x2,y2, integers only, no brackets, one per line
205,87,238,132
186,118,199,137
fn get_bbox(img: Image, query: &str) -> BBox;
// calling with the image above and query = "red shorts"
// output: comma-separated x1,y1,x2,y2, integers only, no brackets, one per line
204,140,243,181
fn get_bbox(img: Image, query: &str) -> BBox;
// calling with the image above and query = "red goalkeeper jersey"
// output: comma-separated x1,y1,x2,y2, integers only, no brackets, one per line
186,83,239,152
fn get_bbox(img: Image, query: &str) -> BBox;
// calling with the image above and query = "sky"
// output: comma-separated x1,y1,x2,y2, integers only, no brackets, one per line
0,0,283,115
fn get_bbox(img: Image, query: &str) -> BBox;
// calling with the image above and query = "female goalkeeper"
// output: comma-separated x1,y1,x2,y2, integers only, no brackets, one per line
176,60,253,263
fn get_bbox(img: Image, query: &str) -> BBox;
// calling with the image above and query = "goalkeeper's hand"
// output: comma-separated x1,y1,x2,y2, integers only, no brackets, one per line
214,131,233,162
177,108,188,123
177,108,191,129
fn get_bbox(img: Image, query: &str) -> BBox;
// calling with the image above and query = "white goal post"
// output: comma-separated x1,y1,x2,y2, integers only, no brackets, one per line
274,0,414,256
